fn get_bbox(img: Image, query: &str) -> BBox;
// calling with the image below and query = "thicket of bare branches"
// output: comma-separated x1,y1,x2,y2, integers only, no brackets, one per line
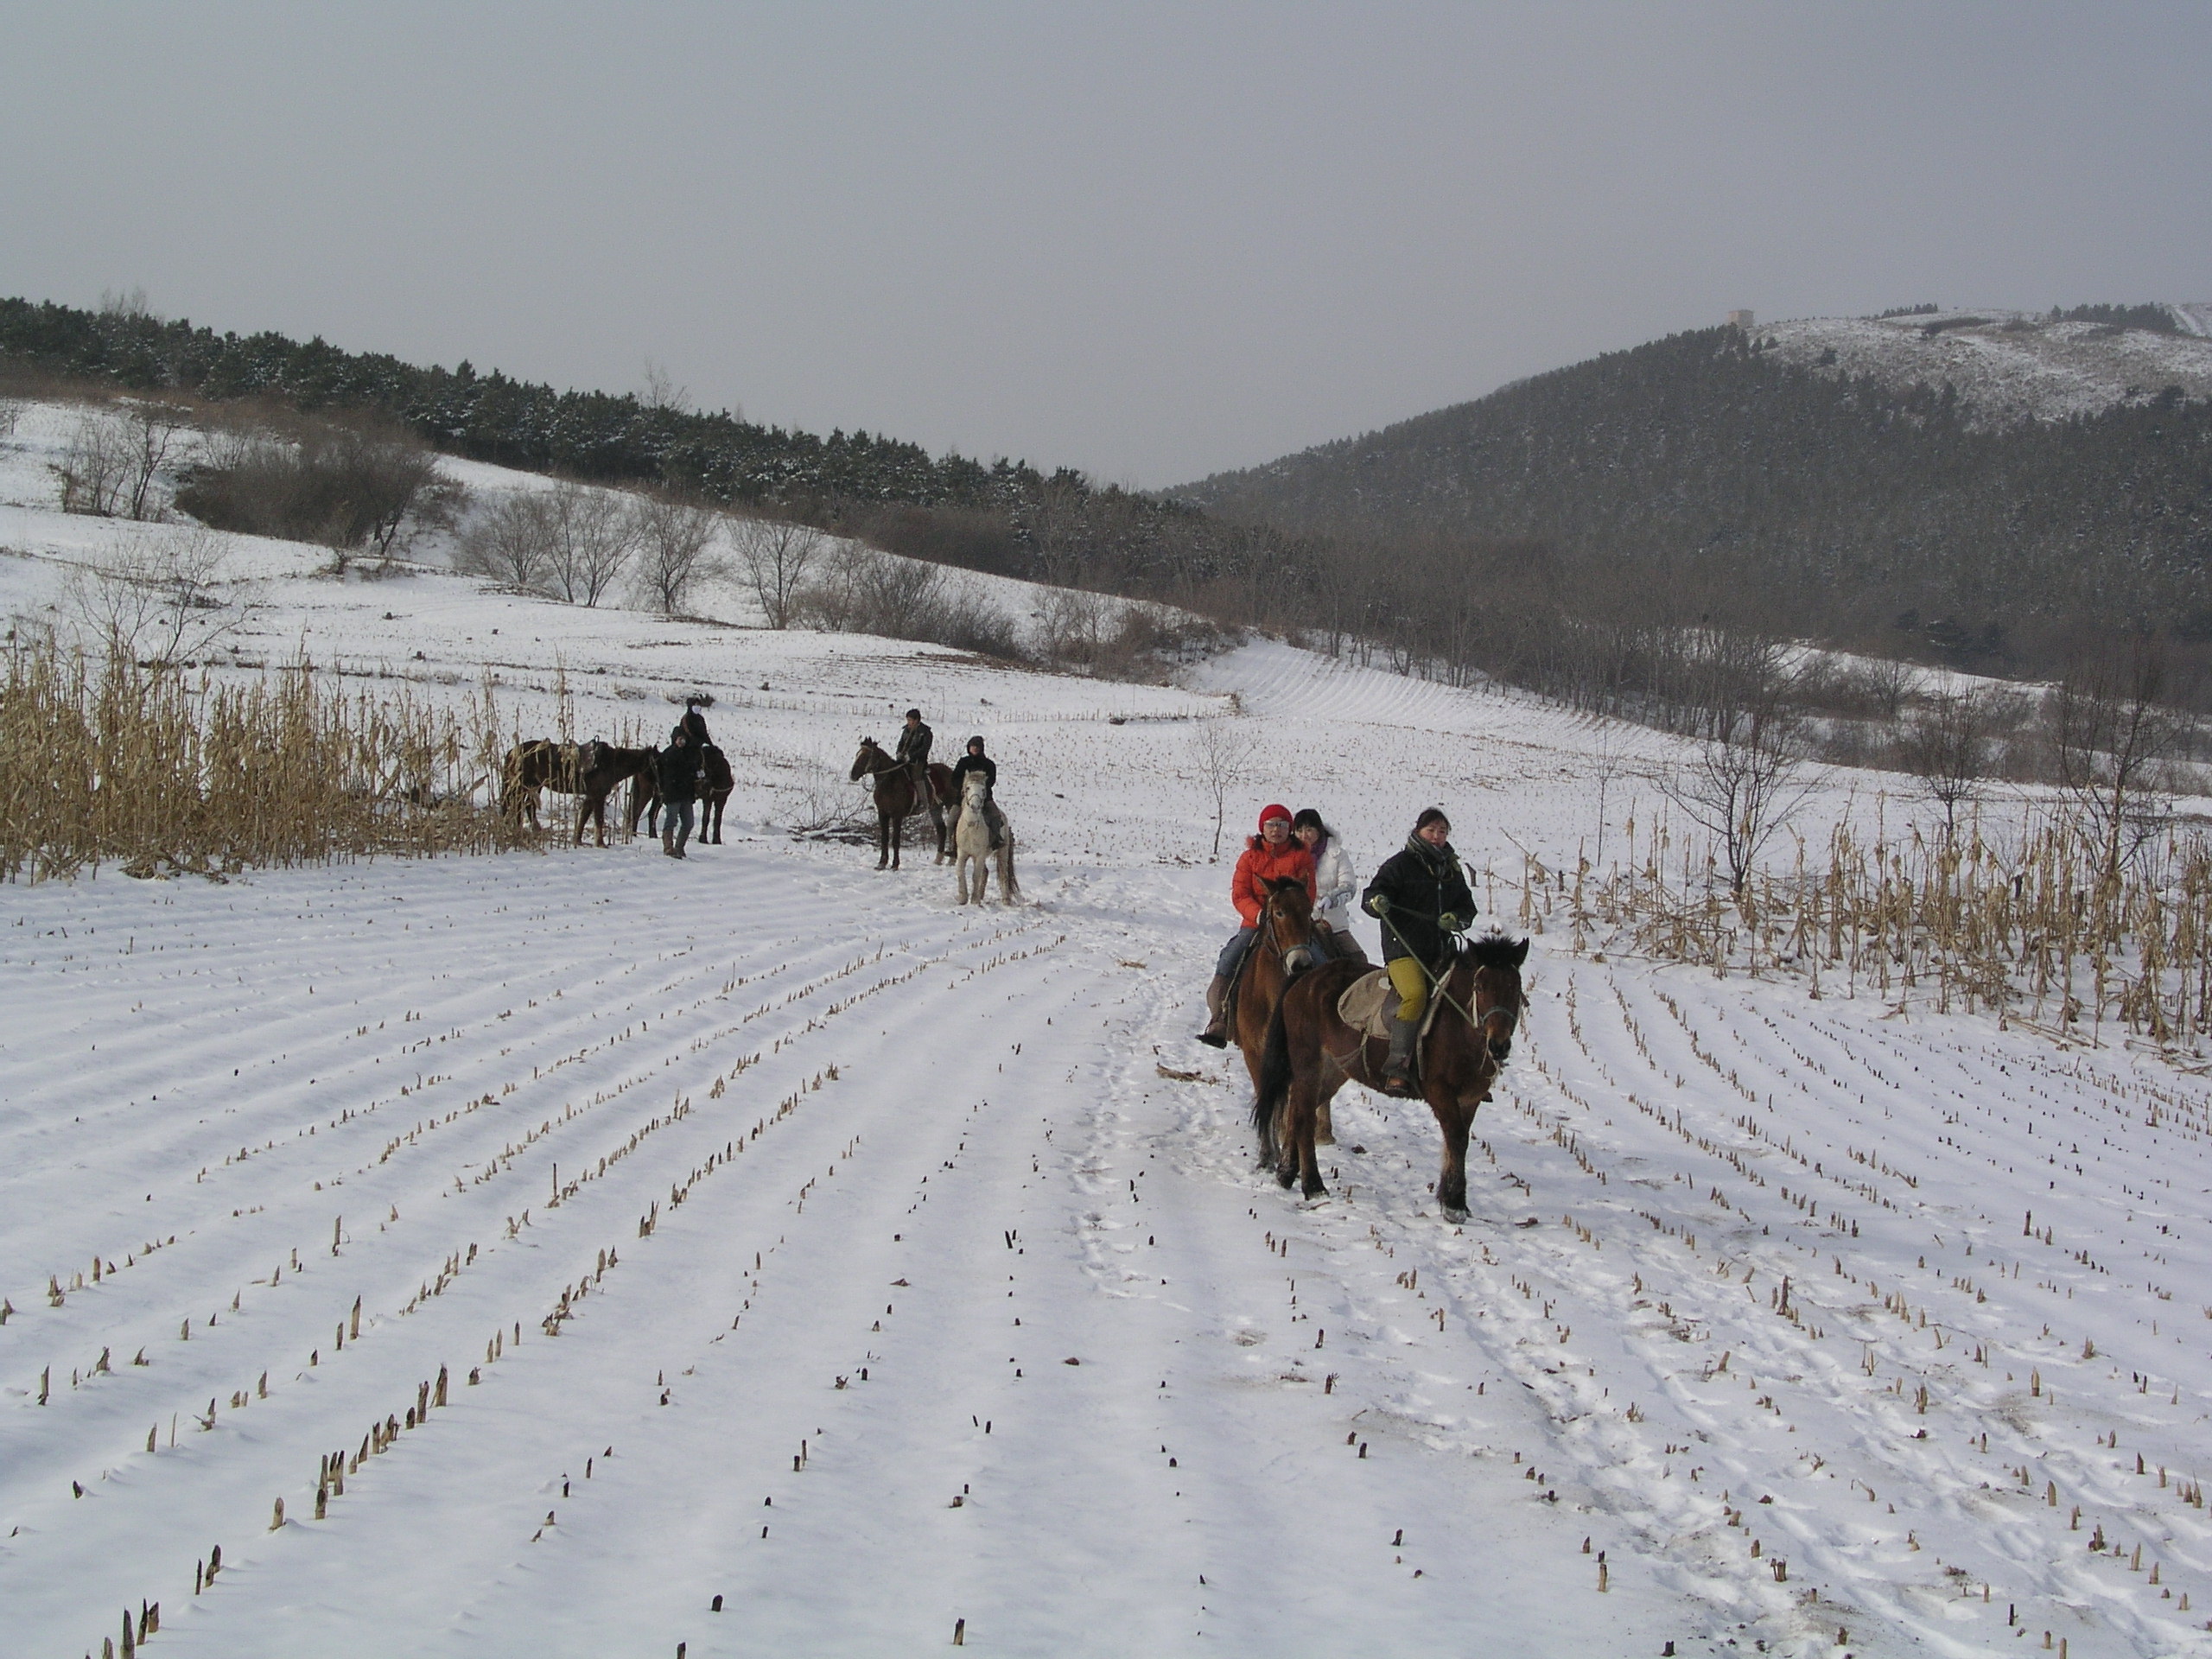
734,518,825,628
176,409,454,557
64,526,252,667
630,495,724,614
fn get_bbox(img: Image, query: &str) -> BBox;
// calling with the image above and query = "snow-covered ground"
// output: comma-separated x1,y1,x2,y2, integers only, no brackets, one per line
5,404,2212,1657
1757,308,2212,429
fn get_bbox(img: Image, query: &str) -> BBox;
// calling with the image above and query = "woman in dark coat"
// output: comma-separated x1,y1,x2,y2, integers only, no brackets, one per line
1360,806,1476,1094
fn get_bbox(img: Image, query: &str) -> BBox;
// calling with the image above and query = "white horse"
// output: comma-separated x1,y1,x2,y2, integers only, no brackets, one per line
954,771,1020,905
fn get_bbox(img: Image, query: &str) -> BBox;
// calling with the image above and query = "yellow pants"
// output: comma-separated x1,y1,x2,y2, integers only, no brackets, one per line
1387,956,1429,1023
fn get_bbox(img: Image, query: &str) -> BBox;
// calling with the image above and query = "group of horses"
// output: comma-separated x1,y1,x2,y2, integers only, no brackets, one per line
849,737,1018,906
500,739,732,848
1227,878,1529,1222
500,736,1512,1217
496,733,1017,906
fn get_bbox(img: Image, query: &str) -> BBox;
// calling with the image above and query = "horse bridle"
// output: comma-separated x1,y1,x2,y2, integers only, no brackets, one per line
1258,884,1321,976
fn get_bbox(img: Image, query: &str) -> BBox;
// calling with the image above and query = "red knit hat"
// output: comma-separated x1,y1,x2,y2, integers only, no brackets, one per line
1257,803,1292,830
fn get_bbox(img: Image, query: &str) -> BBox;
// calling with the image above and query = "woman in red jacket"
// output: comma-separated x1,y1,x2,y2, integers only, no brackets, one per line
1198,804,1317,1046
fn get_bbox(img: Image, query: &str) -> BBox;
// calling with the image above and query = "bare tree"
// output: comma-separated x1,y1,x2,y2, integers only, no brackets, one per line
735,518,826,628
51,411,132,516
1187,715,1253,861
1895,688,1993,845
2050,639,2182,881
630,495,723,615
121,401,192,521
540,483,637,607
67,526,250,667
455,492,556,591
1657,702,1815,905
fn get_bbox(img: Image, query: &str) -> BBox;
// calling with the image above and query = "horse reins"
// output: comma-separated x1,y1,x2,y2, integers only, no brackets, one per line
1376,911,1518,1043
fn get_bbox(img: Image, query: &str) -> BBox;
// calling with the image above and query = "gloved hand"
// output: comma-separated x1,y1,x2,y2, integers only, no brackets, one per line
1440,912,1464,933
1366,894,1391,917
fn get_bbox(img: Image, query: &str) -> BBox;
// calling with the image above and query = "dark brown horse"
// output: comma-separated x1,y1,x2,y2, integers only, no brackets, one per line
849,738,957,870
502,741,658,847
1255,931,1528,1218
1226,877,1323,1099
629,743,735,844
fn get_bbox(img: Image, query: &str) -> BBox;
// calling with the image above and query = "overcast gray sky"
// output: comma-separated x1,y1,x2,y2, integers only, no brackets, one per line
3,3,2208,486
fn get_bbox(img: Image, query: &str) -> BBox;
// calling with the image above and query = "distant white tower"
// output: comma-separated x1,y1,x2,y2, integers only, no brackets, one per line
1726,309,1756,330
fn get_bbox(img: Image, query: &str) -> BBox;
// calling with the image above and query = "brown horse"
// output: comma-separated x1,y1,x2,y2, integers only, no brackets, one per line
1255,931,1528,1219
849,737,957,869
1226,877,1324,1100
630,743,735,845
503,741,658,847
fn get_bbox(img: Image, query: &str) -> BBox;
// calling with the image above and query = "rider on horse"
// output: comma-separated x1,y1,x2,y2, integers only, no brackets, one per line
950,734,1007,849
894,708,933,795
681,699,711,747
1198,804,1317,1047
1293,808,1365,962
1361,807,1475,1095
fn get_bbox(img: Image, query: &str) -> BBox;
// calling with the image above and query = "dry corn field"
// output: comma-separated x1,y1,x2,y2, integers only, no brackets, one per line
0,643,537,882
1523,806,2212,1054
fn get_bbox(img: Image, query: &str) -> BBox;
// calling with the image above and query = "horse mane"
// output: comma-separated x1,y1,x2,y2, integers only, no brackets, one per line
1465,930,1527,970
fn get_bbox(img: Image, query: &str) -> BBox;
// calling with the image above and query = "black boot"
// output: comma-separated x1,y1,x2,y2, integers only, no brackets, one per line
1197,974,1230,1047
1382,1016,1419,1096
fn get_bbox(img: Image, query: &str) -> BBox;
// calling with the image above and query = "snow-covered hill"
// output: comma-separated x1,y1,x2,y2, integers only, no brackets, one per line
5,401,2212,1658
1758,308,2212,429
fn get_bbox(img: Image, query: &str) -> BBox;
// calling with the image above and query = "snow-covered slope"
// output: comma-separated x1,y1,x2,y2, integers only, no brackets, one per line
1758,308,2212,429
5,402,2212,1658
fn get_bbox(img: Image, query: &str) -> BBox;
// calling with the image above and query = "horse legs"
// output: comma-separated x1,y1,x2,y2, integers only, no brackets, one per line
888,810,902,871
875,811,891,870
1432,1098,1473,1222
1287,1075,1337,1200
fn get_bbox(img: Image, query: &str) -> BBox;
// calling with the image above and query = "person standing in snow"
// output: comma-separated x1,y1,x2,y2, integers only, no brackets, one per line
1197,804,1318,1046
1361,807,1475,1095
1294,808,1365,962
657,725,701,859
949,734,1006,849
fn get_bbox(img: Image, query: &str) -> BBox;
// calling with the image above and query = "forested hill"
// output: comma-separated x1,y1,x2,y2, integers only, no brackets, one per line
0,296,1062,510
1176,322,2212,655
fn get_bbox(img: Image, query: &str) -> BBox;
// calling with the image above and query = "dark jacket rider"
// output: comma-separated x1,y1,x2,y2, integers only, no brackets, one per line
1361,807,1476,1096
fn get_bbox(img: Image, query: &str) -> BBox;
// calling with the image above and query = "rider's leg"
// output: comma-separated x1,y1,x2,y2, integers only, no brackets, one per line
672,799,695,857
1382,955,1427,1094
986,800,1006,850
1198,927,1255,1046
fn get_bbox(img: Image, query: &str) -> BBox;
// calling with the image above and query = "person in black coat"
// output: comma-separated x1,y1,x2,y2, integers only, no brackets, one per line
949,734,1005,849
656,727,701,859
1360,807,1476,1094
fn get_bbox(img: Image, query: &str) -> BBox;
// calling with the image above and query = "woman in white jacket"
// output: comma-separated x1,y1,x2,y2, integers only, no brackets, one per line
1294,809,1366,962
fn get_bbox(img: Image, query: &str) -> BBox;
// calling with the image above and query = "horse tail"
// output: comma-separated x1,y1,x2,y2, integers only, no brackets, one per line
1254,992,1294,1140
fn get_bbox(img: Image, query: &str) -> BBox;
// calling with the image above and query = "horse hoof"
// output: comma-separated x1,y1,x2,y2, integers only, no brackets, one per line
1302,1185,1328,1204
1274,1166,1298,1190
1440,1205,1469,1224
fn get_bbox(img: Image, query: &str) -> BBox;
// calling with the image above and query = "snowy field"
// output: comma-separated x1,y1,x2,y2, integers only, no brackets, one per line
5,410,2212,1657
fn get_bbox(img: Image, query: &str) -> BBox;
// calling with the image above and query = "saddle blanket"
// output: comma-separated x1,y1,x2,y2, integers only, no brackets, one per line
1336,968,1447,1043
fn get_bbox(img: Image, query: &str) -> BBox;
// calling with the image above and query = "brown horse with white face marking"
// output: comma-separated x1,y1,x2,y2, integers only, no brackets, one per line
850,737,957,869
1255,931,1528,1219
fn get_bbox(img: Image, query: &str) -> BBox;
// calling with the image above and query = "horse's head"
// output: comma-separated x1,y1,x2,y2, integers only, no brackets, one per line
1465,931,1530,1064
1260,876,1320,974
849,738,881,782
961,769,991,808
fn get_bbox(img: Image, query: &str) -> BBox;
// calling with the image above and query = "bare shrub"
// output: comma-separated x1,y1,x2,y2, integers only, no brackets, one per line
1656,702,1816,905
121,402,193,522
175,410,449,557
734,518,826,628
539,484,638,607
66,526,251,668
1895,688,1998,842
1036,588,1115,667
2050,639,2186,880
801,542,942,634
630,495,724,615
1187,716,1253,860
51,411,133,517
455,492,556,591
